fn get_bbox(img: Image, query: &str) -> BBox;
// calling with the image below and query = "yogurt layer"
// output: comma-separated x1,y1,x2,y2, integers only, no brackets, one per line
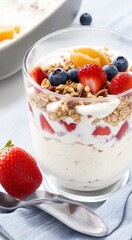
30,118,132,190
28,92,132,190
31,99,122,146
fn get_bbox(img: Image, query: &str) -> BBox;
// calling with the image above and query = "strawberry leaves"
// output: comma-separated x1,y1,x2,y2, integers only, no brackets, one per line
0,140,14,153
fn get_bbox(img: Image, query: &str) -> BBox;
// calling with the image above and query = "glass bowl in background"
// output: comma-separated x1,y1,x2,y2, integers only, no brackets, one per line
23,27,132,202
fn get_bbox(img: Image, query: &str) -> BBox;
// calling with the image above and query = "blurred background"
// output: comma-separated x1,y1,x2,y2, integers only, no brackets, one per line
72,0,132,35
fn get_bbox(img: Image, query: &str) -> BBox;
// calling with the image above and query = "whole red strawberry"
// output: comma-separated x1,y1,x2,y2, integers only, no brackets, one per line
0,141,42,200
108,72,132,95
78,64,107,94
30,66,47,85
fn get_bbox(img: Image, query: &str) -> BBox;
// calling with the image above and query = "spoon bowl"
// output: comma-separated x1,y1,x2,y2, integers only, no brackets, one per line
0,191,107,237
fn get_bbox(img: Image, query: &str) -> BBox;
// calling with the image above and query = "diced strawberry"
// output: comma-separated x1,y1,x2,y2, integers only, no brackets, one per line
40,114,55,134
108,73,132,95
28,102,33,113
92,126,111,136
78,64,107,94
60,120,76,132
30,66,47,85
34,86,42,94
116,121,129,140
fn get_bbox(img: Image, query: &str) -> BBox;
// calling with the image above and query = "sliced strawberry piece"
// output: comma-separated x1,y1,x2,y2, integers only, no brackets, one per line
60,120,76,132
30,66,47,85
108,73,132,95
40,114,55,134
28,102,33,113
92,126,111,136
116,121,129,140
78,64,107,94
34,86,42,94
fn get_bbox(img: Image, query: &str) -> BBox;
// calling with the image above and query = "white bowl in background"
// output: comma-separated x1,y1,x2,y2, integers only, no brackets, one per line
0,0,82,80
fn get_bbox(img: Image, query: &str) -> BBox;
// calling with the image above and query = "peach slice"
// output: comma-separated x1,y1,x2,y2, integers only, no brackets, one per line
70,52,100,68
73,47,109,67
0,26,21,41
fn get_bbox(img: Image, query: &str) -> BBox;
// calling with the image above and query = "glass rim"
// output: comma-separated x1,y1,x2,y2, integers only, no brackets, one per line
22,26,132,102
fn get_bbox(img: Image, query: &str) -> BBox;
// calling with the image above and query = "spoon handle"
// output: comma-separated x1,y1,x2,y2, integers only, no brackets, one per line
18,197,74,208
0,191,107,237
0,196,83,211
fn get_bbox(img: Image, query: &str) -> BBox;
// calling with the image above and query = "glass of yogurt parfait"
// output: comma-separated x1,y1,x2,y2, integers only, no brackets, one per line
23,27,132,202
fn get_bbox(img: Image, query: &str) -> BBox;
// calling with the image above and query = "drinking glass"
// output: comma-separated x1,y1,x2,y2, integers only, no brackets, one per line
23,27,132,202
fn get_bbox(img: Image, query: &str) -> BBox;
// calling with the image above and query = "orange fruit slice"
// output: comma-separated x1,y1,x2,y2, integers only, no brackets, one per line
70,47,109,68
0,26,21,41
0,26,14,41
70,52,100,68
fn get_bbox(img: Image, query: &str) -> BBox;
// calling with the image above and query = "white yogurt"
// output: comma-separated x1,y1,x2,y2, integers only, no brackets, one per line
29,94,132,190
30,118,132,190
32,102,123,146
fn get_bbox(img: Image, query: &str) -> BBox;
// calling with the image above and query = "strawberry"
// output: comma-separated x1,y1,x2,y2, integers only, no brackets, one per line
40,114,55,134
78,64,107,94
92,126,111,136
108,73,132,95
60,120,76,132
30,66,47,85
116,121,129,140
0,141,42,200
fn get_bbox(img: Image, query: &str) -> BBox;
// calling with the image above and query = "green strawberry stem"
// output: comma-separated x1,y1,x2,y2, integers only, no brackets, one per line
0,140,14,153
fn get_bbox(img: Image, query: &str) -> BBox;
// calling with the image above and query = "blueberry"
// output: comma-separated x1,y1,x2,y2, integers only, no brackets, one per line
80,13,92,25
48,68,68,86
103,64,118,81
113,56,128,72
67,68,79,82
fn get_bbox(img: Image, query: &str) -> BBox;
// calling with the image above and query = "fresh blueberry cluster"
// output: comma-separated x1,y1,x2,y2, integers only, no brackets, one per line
48,68,79,86
48,55,129,86
103,55,128,81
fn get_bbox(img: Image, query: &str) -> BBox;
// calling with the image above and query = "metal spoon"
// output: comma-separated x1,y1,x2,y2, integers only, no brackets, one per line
0,190,107,237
